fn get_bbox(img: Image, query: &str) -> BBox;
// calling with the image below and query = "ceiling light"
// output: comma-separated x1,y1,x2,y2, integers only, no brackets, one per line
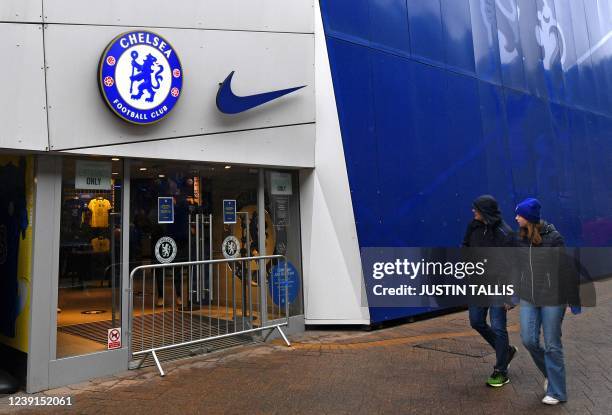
112,172,118,175
158,174,165,178
224,165,231,169
139,167,147,171
111,157,120,161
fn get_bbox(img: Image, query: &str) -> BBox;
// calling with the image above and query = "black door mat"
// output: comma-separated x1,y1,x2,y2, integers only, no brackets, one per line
58,311,258,365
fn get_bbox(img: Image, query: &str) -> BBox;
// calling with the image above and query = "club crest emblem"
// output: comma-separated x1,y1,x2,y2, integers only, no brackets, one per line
222,235,241,259
155,236,177,264
99,30,183,124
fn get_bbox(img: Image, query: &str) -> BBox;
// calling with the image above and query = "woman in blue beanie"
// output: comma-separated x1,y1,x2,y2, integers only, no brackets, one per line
514,198,580,405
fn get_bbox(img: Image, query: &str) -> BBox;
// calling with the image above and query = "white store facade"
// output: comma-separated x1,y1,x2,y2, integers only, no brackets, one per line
0,1,369,392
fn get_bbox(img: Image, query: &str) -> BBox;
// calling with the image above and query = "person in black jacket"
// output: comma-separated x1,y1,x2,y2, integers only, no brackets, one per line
462,195,517,387
514,197,580,405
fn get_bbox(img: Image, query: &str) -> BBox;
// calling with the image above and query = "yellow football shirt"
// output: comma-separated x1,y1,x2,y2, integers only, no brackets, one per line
91,237,110,252
88,198,112,228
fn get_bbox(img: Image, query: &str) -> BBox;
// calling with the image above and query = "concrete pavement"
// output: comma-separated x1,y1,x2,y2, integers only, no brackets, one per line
2,280,611,415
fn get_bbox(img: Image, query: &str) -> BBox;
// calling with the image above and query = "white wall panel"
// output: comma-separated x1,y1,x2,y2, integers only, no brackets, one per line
301,3,369,324
64,124,315,168
44,25,314,151
0,23,48,151
43,0,313,33
0,0,42,23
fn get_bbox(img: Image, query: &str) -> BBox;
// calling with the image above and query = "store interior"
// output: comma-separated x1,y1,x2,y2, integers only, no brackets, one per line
56,158,303,359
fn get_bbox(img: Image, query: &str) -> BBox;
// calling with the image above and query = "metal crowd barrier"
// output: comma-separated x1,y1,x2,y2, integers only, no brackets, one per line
128,255,291,376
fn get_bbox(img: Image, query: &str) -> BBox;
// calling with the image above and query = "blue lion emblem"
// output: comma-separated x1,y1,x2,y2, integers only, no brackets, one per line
129,51,164,102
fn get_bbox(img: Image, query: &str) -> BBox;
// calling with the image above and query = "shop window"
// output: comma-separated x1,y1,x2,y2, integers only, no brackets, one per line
0,155,34,369
265,170,304,318
56,158,123,359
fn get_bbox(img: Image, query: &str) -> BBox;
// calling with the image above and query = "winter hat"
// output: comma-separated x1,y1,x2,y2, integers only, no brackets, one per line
472,195,501,225
515,198,541,224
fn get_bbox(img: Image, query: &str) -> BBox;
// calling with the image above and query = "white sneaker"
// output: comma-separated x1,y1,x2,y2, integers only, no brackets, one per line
542,395,560,405
543,378,548,393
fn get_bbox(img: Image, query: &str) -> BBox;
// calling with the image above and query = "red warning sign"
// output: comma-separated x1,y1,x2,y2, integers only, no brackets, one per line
107,328,121,350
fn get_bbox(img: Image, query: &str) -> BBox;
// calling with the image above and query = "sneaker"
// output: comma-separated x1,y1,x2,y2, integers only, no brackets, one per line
486,370,510,387
507,345,518,368
542,395,560,405
543,378,548,393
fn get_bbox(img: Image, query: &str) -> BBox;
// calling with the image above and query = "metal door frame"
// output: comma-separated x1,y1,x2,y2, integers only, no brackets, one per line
188,212,213,303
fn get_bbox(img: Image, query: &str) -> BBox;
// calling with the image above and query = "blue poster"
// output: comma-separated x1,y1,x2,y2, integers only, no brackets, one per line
269,261,300,307
158,197,174,224
223,199,236,224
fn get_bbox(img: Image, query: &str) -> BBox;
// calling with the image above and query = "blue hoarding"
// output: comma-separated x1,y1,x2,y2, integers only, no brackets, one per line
320,0,612,323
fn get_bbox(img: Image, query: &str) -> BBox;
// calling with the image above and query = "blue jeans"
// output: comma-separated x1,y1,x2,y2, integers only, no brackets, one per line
520,300,567,401
469,306,510,374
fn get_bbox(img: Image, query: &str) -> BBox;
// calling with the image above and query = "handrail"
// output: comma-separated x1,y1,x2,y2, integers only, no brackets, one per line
128,254,285,277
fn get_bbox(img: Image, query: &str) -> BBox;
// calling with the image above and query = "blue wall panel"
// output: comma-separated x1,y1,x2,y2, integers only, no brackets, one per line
495,0,528,91
441,0,476,74
320,0,612,322
538,0,568,105
369,0,411,56
531,102,562,227
566,109,595,223
518,0,548,98
404,63,459,246
554,0,581,108
584,114,612,217
477,81,516,216
439,73,485,243
325,37,381,246
371,51,414,246
583,0,610,115
321,0,370,45
569,0,599,112
407,0,445,66
548,103,581,246
595,116,612,219
504,90,539,199
469,0,503,84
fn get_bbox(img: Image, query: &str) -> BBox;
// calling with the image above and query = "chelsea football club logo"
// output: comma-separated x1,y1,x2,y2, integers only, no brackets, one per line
98,31,183,125
155,236,177,264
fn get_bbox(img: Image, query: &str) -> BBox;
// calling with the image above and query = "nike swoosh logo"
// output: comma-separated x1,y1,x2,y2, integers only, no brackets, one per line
216,71,306,114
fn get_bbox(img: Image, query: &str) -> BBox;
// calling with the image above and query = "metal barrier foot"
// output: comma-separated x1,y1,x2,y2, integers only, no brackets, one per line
151,351,165,377
276,326,291,347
